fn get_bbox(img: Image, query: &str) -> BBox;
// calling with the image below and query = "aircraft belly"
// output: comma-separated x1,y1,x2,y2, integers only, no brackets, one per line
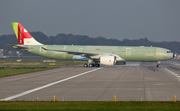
145,54,156,62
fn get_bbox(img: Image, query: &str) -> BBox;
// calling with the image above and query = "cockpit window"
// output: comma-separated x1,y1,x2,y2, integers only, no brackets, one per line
167,51,171,53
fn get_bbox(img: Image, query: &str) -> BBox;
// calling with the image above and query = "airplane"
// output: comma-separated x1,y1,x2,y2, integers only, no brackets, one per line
9,22,176,67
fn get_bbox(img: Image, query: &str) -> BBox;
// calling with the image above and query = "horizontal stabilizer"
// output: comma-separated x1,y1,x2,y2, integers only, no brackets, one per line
7,44,29,50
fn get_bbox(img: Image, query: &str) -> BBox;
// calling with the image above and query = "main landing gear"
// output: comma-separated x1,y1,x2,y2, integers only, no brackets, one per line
84,59,100,67
83,62,100,67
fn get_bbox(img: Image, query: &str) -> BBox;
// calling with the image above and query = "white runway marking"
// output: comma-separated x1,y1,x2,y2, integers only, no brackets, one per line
164,68,180,79
0,67,103,101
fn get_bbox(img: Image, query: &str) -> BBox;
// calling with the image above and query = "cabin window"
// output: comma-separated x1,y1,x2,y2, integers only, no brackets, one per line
167,51,171,53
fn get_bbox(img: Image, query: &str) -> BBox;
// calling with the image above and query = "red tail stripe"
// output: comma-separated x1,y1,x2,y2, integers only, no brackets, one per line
18,23,32,45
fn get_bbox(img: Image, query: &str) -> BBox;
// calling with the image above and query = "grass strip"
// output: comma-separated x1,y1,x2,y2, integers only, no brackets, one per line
0,60,84,66
0,67,57,77
0,101,179,111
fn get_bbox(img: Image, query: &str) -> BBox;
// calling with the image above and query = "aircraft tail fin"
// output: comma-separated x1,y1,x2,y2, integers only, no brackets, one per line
11,22,43,45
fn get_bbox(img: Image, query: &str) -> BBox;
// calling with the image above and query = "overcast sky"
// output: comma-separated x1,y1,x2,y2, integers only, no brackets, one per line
0,0,180,42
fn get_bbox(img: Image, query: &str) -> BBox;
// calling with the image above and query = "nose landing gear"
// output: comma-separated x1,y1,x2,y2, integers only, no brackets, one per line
156,61,161,68
156,64,161,67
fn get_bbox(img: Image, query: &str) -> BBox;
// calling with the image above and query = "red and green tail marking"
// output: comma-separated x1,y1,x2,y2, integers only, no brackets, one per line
11,22,32,45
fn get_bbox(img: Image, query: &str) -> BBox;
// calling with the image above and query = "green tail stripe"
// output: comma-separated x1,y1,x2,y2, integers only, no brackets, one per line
11,22,18,40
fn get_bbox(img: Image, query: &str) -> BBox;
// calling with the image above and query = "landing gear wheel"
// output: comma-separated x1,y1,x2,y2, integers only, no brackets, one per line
84,63,88,67
89,63,94,67
157,61,161,68
156,64,161,68
95,64,100,67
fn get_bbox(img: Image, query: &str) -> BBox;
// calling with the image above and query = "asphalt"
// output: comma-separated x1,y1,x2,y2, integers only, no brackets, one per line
0,60,180,101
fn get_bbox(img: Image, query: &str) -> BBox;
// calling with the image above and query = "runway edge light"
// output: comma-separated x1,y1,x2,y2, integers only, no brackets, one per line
114,95,116,101
54,95,56,102
174,95,176,102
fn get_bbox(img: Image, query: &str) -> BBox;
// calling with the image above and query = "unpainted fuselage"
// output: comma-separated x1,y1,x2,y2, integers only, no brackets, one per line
24,45,173,62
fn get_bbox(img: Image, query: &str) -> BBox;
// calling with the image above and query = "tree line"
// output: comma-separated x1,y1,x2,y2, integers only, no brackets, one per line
0,31,179,56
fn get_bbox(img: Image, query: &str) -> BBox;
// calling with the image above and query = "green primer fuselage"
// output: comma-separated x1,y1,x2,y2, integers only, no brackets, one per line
26,45,173,62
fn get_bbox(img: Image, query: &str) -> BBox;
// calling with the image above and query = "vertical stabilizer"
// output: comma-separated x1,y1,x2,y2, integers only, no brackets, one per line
11,22,43,45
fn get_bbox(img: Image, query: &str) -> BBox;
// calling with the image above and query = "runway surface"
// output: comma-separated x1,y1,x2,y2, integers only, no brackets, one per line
0,60,180,101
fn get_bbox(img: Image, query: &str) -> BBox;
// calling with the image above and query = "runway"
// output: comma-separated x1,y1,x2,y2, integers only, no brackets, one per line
0,60,180,101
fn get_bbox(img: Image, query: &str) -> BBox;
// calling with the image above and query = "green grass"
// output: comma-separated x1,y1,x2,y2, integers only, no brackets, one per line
0,101,179,111
0,60,84,66
0,59,85,77
0,67,57,77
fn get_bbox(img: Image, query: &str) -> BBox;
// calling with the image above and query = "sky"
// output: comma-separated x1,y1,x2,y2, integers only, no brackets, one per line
0,0,180,42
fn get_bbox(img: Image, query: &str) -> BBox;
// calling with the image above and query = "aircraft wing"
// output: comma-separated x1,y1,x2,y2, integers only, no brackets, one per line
41,47,99,57
42,47,125,61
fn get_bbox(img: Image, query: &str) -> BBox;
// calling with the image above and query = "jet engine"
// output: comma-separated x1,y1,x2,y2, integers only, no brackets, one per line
100,56,116,65
100,56,126,65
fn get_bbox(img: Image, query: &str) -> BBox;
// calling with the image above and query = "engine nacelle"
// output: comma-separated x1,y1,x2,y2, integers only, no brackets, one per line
73,55,88,61
100,56,116,65
100,56,126,65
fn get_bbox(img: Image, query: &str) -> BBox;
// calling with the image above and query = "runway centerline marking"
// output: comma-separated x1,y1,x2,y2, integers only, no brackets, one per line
0,67,103,101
